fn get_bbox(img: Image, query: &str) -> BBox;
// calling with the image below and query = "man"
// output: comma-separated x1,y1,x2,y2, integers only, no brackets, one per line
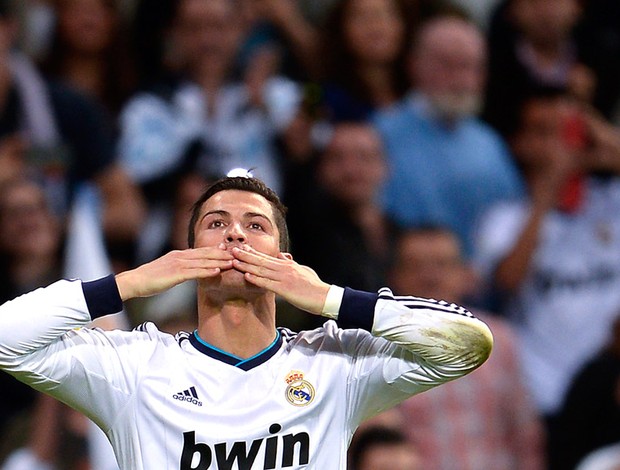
473,87,620,469
389,226,545,469
0,175,492,469
118,0,301,195
119,0,301,263
0,1,144,252
374,14,523,257
286,121,391,297
483,0,594,136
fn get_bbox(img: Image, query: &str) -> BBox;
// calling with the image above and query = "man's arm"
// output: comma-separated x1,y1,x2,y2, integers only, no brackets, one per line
230,245,493,374
0,246,233,367
0,277,122,364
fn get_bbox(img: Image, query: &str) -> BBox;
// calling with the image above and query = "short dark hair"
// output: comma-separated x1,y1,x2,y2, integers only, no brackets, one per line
187,176,289,251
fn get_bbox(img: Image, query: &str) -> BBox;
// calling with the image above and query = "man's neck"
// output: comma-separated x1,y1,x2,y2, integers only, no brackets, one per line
196,291,278,359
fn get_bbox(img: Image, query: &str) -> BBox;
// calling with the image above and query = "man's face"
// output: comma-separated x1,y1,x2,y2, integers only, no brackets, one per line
193,189,281,288
57,0,115,54
511,97,577,170
318,124,386,205
389,231,469,302
343,0,406,65
412,19,486,120
0,182,60,258
173,0,242,70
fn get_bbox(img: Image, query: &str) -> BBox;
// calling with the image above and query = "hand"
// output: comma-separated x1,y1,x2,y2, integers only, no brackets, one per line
115,246,234,300
230,245,330,315
580,109,620,173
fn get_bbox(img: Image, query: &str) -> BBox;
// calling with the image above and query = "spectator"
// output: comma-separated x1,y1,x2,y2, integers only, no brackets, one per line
39,0,138,118
349,426,422,470
551,315,620,469
0,1,144,258
390,226,545,469
473,87,620,465
0,177,63,438
374,13,523,257
118,0,302,262
119,0,300,194
317,0,419,121
0,177,63,302
236,0,323,82
285,121,393,323
129,172,213,331
483,0,595,136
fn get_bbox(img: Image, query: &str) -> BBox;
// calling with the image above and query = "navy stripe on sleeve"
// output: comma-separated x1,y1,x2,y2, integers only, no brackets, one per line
337,288,378,331
81,274,123,319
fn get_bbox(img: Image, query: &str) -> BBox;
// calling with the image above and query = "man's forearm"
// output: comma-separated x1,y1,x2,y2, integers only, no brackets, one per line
0,277,122,366
336,287,494,378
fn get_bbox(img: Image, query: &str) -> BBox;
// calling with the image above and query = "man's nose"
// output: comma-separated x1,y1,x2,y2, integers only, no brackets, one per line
225,222,246,244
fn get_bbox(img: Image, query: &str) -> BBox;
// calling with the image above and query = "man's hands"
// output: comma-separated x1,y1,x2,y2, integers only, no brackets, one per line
230,245,331,315
115,245,331,316
115,246,234,300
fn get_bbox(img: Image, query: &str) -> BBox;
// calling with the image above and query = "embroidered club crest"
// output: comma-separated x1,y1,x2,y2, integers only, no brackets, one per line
284,370,315,407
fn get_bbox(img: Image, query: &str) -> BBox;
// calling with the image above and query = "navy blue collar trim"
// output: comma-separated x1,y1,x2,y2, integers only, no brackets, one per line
189,330,282,371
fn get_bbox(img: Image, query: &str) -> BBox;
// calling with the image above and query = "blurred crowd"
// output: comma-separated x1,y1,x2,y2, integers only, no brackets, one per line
0,0,620,469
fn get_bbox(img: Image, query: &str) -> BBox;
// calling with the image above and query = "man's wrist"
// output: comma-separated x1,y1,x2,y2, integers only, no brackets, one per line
82,274,123,319
321,285,344,320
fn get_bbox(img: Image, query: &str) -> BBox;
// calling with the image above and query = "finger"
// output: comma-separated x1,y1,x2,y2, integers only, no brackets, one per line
232,258,280,279
188,247,235,261
243,271,280,291
182,257,234,273
231,246,279,267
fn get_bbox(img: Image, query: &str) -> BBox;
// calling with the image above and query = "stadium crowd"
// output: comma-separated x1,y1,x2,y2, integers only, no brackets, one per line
0,0,620,468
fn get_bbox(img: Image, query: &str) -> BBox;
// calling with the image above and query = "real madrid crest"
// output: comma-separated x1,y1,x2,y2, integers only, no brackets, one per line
284,370,315,407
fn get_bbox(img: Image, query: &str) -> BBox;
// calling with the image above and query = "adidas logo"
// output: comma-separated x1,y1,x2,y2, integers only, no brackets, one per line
173,386,203,407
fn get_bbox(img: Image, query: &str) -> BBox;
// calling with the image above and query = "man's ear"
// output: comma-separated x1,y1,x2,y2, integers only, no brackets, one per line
278,252,293,260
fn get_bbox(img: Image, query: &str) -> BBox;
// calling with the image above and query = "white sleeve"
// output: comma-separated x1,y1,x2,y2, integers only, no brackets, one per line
0,279,94,362
334,286,493,425
0,276,143,430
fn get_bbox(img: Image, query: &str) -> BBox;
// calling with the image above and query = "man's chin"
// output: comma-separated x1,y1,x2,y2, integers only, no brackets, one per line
430,93,482,121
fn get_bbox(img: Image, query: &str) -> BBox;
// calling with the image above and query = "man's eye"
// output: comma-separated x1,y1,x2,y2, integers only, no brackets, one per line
249,222,263,230
209,220,224,228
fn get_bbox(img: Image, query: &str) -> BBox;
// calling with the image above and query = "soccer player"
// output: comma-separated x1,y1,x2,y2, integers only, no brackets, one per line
0,176,493,469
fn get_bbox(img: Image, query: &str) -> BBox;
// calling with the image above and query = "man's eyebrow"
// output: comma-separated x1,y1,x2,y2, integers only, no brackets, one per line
200,210,273,227
200,209,229,223
246,212,274,227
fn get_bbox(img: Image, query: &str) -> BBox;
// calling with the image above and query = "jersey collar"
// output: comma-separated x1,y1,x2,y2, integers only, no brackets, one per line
190,330,282,371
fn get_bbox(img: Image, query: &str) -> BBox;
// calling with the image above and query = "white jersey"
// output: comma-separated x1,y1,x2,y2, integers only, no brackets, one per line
0,276,492,470
474,177,620,414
